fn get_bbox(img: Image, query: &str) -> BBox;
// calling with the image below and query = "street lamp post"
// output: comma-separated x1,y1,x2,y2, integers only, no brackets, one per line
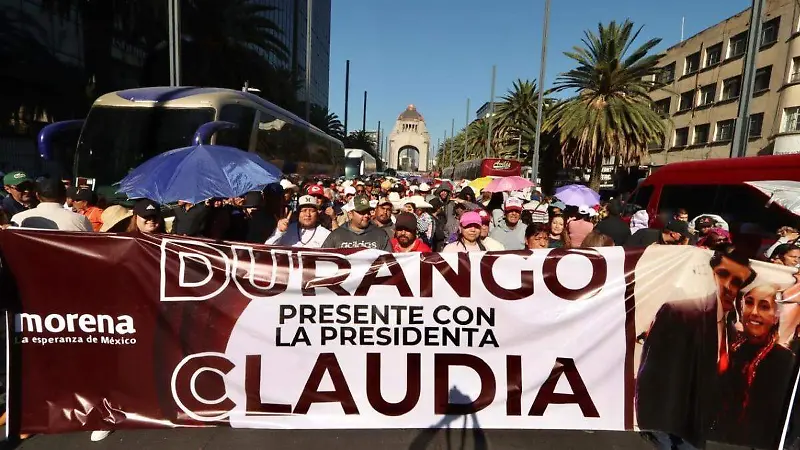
464,98,470,161
486,65,496,158
304,0,312,123
532,0,551,184
167,0,181,86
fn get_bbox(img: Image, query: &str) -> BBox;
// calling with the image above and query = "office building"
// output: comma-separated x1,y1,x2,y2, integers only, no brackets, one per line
254,0,331,108
647,0,800,166
475,102,497,121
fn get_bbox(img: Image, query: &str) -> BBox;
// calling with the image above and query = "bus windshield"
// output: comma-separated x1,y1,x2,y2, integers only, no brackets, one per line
74,106,215,186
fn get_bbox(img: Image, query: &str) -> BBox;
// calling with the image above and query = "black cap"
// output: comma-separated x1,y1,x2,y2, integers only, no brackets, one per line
242,191,263,208
35,178,66,200
664,220,692,239
133,199,161,218
74,188,93,202
66,186,79,199
395,212,417,232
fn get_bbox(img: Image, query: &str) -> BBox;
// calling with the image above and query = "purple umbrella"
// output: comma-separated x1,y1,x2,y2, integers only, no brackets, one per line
555,184,600,206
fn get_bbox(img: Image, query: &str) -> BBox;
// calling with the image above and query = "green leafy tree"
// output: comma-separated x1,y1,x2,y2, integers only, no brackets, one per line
547,19,665,191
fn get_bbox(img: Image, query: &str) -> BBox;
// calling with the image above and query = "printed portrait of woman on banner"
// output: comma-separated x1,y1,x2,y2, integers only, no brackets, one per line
710,283,796,448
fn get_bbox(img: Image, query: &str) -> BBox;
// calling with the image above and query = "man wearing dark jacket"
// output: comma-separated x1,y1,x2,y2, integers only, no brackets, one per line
594,199,630,246
627,220,693,247
322,194,392,251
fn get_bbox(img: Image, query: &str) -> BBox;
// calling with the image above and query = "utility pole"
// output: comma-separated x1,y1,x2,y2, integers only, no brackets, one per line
464,98,470,161
443,129,448,167
377,120,381,159
344,60,350,134
304,0,312,123
451,118,455,166
532,0,551,183
167,0,181,86
486,65,496,157
731,0,766,158
362,91,367,133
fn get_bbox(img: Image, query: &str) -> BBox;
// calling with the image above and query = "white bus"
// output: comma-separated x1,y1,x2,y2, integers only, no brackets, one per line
343,149,377,179
39,87,344,197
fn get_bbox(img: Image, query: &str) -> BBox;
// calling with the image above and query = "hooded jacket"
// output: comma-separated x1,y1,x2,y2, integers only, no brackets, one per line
322,221,392,251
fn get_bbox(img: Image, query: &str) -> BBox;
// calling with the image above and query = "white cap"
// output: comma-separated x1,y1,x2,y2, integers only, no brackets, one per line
357,181,365,186
298,195,318,208
342,200,355,213
369,200,378,208
280,179,296,190
344,186,356,195
503,197,524,211
578,205,592,215
419,183,431,192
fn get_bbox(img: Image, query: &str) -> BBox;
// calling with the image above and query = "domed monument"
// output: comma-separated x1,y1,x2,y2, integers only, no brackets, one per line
388,105,430,172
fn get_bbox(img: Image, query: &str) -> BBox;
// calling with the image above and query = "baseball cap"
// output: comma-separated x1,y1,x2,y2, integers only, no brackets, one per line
352,194,372,213
298,195,318,209
74,188,93,202
395,212,418,232
3,171,31,187
578,205,592,215
665,220,692,239
307,185,325,197
377,196,393,206
66,186,79,199
696,216,715,228
280,179,296,190
133,199,161,218
460,211,482,227
242,191,262,208
419,183,431,192
381,180,392,190
344,186,356,195
504,197,524,212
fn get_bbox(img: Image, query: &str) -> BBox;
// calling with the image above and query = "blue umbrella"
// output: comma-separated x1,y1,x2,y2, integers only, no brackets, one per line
118,144,282,204
554,184,600,206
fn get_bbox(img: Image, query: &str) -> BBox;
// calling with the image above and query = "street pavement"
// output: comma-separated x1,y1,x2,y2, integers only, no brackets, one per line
1,429,753,450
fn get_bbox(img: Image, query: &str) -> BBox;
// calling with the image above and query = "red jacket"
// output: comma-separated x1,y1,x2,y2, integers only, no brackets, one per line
390,238,432,253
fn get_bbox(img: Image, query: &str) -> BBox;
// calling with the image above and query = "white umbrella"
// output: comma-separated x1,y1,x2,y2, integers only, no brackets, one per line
746,180,800,216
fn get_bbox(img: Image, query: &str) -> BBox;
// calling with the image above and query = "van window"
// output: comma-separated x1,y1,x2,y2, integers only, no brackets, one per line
658,185,721,221
628,185,654,212
716,184,800,233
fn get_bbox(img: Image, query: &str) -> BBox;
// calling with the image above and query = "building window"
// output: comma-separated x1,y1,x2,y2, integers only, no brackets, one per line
693,124,710,144
699,84,716,106
761,17,780,46
705,43,722,67
790,57,800,83
684,52,700,75
754,66,772,91
728,32,747,58
783,107,800,133
749,113,764,137
656,62,676,84
715,119,734,141
679,90,695,111
675,127,689,147
653,98,671,116
721,76,741,100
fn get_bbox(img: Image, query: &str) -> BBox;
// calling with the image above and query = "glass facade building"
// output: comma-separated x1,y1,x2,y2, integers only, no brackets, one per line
255,0,331,109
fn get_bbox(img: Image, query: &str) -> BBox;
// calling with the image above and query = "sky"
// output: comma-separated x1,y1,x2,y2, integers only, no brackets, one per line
328,0,752,158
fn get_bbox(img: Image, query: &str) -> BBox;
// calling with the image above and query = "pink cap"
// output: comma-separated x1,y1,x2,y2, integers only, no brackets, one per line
459,211,482,227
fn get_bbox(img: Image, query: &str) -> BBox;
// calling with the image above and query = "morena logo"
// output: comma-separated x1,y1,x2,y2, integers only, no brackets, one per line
15,313,136,335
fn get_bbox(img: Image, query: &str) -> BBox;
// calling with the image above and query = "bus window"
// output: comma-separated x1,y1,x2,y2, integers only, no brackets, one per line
716,184,800,233
216,105,256,150
75,106,214,185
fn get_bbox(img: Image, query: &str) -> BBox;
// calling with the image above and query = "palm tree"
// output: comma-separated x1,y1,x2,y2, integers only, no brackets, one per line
140,0,291,91
309,105,345,141
343,130,376,154
547,20,665,191
495,79,540,148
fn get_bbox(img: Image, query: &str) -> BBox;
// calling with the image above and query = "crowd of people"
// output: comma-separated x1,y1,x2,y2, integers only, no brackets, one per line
1,170,799,267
